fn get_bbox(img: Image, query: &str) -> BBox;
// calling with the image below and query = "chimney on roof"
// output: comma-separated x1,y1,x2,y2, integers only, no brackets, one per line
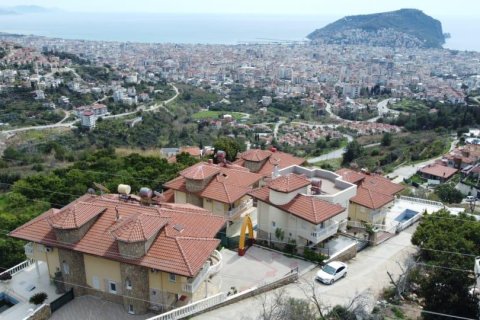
311,178,322,195
115,206,119,221
216,150,226,164
139,187,153,206
272,159,280,179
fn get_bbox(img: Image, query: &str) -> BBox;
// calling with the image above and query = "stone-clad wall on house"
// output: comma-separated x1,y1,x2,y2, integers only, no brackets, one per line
185,176,215,193
54,217,98,244
244,159,267,173
58,248,87,295
118,240,146,259
120,263,149,314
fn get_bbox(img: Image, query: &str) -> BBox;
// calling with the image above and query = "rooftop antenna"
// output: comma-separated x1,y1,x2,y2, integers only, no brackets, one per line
93,182,110,195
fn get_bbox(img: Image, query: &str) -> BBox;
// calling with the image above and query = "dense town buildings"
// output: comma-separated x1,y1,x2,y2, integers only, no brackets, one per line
1,35,479,110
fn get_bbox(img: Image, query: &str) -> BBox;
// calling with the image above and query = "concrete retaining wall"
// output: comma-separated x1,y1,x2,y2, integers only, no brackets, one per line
194,272,298,316
327,243,357,262
23,304,51,320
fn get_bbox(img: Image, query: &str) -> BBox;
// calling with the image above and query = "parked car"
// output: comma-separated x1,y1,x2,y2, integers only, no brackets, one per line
466,196,476,202
315,261,348,285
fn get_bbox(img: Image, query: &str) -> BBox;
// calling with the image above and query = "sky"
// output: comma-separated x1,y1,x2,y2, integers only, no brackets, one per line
3,0,478,17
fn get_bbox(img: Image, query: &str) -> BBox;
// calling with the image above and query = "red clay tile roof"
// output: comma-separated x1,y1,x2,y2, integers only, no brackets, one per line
47,202,106,230
361,175,404,196
419,163,458,179
180,146,202,157
240,149,272,162
336,169,403,196
180,162,221,180
234,149,305,177
249,187,344,224
164,166,263,204
268,174,310,193
335,168,365,184
350,186,394,209
10,194,226,277
110,213,169,243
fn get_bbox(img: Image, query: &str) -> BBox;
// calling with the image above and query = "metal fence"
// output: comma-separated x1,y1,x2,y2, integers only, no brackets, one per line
146,292,227,320
50,288,74,313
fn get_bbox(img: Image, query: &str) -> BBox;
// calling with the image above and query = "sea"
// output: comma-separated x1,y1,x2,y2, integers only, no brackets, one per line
0,12,478,51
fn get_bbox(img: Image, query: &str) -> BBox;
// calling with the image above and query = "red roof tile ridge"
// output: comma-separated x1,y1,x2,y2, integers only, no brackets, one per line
365,188,375,209
222,181,232,203
175,237,193,275
158,206,214,217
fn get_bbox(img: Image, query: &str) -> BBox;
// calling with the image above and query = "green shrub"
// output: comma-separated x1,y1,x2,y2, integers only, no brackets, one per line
0,272,12,281
391,306,404,318
303,248,326,264
29,292,48,305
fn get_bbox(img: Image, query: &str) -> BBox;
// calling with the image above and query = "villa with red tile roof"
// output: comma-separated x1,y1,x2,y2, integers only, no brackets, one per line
249,165,357,248
164,161,263,221
234,148,305,177
9,193,226,315
418,163,458,183
336,168,404,225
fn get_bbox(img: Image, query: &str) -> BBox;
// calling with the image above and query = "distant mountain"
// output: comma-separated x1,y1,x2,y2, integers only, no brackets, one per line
11,5,51,13
307,9,445,49
0,9,16,15
0,5,57,15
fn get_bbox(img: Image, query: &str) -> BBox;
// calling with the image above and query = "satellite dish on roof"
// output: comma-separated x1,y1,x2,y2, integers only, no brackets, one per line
93,182,110,194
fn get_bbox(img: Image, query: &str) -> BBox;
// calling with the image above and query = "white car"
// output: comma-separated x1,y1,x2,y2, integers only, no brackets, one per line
466,196,476,202
315,261,348,285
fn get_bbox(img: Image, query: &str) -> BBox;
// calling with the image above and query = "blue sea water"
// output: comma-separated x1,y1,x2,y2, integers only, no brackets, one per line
0,12,477,51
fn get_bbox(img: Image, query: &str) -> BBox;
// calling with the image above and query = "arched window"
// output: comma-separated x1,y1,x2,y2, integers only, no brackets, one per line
62,260,70,275
125,278,132,290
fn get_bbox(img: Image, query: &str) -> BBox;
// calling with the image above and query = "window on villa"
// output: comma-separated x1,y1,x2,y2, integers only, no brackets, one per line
92,276,100,290
169,273,176,283
272,221,276,227
109,281,117,294
128,304,134,314
125,278,132,290
62,261,70,275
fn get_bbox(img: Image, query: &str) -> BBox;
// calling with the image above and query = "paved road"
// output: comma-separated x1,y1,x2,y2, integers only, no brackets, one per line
194,226,417,320
0,84,179,134
325,102,350,122
273,120,285,139
103,83,179,120
306,142,379,165
386,138,458,183
367,98,399,123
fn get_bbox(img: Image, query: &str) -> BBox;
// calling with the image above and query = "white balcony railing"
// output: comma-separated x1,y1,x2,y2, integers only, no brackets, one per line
0,259,34,278
399,196,443,207
207,250,222,276
146,292,227,320
227,198,253,218
368,209,387,221
182,262,211,293
24,242,34,258
304,223,338,244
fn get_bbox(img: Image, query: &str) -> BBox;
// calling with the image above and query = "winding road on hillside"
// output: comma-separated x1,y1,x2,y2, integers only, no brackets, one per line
386,138,458,183
0,83,179,134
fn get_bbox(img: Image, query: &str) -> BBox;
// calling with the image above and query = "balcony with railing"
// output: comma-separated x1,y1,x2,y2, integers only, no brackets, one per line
300,223,338,245
0,260,62,320
368,208,387,223
227,198,253,218
24,242,34,258
182,262,211,294
207,250,222,276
